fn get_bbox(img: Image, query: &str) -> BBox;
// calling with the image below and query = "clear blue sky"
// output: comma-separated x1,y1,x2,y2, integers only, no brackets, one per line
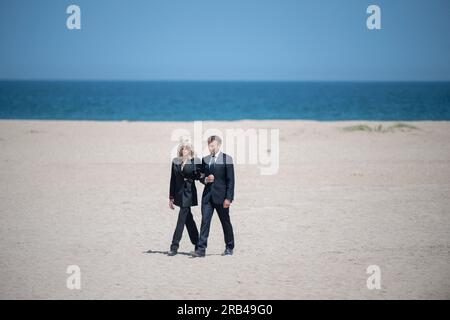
1,0,449,81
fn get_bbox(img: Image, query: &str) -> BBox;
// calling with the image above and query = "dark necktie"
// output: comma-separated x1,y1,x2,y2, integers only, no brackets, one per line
209,155,216,173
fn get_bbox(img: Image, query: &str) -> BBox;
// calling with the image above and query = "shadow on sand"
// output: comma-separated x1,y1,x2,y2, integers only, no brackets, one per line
144,249,222,258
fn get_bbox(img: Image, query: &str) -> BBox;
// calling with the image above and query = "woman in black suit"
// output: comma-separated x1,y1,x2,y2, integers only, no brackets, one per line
168,142,202,256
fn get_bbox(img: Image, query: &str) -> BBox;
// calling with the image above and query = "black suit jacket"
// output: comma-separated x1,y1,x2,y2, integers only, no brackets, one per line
169,157,202,207
200,152,235,205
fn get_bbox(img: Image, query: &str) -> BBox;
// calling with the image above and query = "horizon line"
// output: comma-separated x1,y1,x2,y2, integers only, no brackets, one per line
1,78,450,83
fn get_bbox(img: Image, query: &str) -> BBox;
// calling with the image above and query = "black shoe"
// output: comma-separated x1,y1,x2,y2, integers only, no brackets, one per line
167,249,177,256
191,250,205,258
222,248,233,256
190,245,199,255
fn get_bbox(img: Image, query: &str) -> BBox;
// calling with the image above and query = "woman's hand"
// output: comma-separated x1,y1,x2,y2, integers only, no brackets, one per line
169,199,175,210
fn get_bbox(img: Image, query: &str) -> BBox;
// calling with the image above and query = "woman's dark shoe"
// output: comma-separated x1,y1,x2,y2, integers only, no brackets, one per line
190,245,199,255
167,249,177,256
222,248,233,256
191,250,205,258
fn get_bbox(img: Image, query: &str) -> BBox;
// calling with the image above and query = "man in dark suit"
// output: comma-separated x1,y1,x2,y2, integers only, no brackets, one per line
193,135,235,257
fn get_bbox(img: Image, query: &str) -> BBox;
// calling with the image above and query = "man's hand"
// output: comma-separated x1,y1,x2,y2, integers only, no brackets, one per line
169,199,175,210
206,174,215,183
223,199,231,209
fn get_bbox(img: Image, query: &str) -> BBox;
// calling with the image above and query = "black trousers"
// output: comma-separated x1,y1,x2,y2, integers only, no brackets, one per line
197,200,235,253
170,207,199,251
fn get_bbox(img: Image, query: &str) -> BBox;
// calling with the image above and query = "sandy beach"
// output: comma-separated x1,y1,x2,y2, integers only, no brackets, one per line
0,119,449,299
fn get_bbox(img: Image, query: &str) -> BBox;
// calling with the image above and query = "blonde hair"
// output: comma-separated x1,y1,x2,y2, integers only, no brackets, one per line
177,140,195,158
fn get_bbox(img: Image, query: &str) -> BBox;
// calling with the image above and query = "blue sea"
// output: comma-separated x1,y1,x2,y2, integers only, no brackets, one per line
0,81,449,121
